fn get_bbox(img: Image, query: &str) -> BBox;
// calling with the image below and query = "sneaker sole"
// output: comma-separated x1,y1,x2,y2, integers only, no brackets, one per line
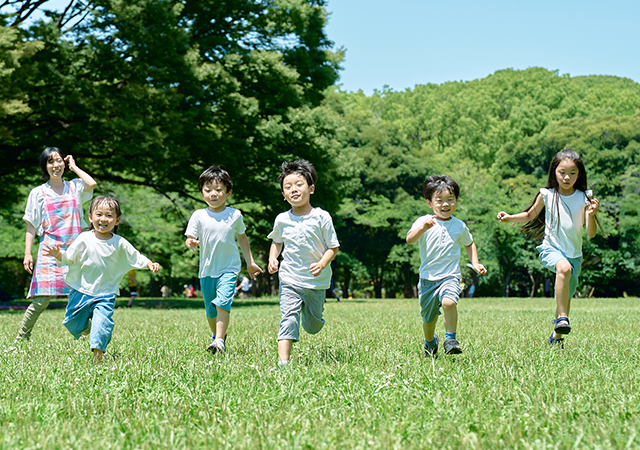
444,347,462,355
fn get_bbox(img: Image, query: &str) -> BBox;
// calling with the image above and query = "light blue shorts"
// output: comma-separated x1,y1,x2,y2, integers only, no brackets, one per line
537,244,582,298
200,273,237,318
419,276,461,324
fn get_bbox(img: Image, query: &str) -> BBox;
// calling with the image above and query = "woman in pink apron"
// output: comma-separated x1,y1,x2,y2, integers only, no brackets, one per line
16,147,97,340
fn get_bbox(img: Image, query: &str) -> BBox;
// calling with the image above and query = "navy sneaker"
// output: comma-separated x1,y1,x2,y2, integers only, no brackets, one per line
548,332,565,349
443,338,462,354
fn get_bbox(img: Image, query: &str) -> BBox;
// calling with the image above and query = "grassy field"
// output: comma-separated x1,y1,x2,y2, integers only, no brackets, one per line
1,296,639,449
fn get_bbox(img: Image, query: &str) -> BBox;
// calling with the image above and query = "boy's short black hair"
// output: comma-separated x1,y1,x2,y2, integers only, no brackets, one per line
39,147,65,179
89,195,122,234
422,175,460,201
198,166,233,192
277,159,317,189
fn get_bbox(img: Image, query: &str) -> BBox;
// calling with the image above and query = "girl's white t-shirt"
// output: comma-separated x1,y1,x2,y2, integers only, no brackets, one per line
59,231,151,296
184,207,246,279
540,188,588,258
268,208,340,290
408,215,473,281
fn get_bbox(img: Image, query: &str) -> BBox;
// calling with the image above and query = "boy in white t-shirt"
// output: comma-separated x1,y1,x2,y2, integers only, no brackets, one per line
268,160,340,368
406,175,487,358
185,166,263,355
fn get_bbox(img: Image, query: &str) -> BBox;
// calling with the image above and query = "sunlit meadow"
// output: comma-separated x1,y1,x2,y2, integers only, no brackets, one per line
1,297,639,449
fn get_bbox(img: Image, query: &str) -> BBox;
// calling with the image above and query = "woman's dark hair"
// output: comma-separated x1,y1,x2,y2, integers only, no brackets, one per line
39,147,65,179
278,159,317,189
522,149,588,240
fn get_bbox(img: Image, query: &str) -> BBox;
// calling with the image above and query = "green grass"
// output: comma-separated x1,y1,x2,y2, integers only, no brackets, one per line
1,297,640,449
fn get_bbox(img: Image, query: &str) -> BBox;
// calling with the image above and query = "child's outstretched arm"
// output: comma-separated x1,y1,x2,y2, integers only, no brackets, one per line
65,155,97,192
268,242,283,274
185,235,200,251
585,197,600,238
406,215,436,245
310,247,339,277
236,233,264,279
497,195,544,223
147,261,161,273
464,242,487,275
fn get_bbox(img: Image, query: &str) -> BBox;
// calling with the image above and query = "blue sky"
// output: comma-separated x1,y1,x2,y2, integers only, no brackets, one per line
325,0,640,94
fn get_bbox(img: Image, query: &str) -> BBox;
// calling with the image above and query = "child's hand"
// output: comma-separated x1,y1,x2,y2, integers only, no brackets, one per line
247,263,263,279
268,258,279,274
496,211,511,222
421,215,436,230
309,262,326,277
43,243,62,260
472,263,487,275
64,155,77,172
586,197,600,215
185,237,199,251
147,261,160,273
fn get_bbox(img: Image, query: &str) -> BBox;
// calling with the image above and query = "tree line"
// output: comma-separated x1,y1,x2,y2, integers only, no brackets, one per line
2,0,639,298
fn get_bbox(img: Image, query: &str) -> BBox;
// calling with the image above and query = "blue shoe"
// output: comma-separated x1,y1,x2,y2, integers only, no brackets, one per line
443,338,462,355
424,335,439,358
548,332,564,349
553,317,571,335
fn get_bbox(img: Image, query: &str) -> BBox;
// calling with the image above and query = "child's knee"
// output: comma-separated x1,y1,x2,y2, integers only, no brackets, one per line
556,260,572,276
442,298,457,309
302,317,325,335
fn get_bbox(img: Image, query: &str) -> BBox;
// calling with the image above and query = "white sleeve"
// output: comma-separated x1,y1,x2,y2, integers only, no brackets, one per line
185,211,200,239
322,213,340,248
234,210,247,235
120,238,151,269
459,222,473,247
23,186,44,235
59,234,87,266
267,215,284,243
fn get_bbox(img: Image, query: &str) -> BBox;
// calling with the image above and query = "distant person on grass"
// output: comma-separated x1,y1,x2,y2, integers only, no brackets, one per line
185,166,263,356
44,196,160,363
406,175,486,358
126,269,139,307
497,149,600,348
268,160,340,369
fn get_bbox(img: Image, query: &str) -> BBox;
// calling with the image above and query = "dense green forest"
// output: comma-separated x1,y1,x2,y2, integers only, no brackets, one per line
2,0,640,299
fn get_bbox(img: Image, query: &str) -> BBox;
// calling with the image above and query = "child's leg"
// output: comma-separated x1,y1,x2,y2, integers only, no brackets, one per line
89,296,116,354
215,307,230,340
422,316,438,342
62,290,92,339
278,284,304,362
278,339,293,362
16,296,52,340
201,274,235,339
552,259,573,339
300,289,325,335
442,297,458,334
93,349,104,363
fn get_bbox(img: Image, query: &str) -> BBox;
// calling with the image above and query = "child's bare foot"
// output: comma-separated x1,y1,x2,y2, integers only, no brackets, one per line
93,349,104,363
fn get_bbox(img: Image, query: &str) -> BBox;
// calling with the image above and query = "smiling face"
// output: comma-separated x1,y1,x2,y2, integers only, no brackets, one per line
282,173,314,214
89,202,120,239
46,153,65,180
201,180,231,213
426,189,457,220
555,159,579,195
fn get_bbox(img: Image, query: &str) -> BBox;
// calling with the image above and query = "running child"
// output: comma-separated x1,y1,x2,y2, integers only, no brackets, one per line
17,147,96,341
497,149,600,348
44,196,160,363
407,175,486,358
185,166,263,355
268,159,340,368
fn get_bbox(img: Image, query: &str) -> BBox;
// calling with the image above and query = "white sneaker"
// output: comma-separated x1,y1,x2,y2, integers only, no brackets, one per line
207,338,226,355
